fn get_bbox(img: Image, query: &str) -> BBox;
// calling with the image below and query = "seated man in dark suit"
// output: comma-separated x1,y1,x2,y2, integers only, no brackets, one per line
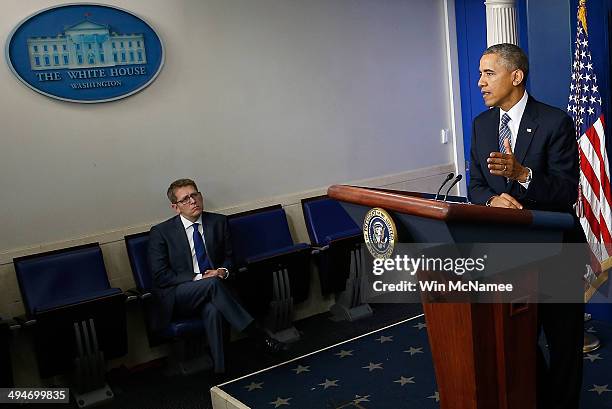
148,178,284,374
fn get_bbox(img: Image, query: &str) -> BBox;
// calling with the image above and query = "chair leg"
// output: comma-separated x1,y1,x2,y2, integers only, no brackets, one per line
72,319,114,408
165,336,213,376
330,247,373,322
263,269,300,343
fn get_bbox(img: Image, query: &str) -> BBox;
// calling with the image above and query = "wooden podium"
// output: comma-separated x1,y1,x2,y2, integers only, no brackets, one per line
328,185,575,409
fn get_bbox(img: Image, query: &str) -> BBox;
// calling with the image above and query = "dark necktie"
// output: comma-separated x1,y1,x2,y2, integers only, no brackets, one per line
499,113,511,153
191,223,210,273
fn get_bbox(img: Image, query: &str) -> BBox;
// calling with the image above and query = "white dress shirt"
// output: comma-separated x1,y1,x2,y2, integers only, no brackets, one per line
179,214,228,279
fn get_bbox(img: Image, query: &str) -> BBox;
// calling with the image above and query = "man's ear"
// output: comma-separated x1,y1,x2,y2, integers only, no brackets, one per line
512,69,525,86
170,203,180,214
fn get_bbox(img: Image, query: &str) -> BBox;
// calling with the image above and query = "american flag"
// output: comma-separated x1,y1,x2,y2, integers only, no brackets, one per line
567,0,612,291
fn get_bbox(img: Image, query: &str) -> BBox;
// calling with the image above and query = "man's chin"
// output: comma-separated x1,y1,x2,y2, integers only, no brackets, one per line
483,99,495,108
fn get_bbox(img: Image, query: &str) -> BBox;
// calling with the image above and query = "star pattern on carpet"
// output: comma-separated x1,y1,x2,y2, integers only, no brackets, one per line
375,335,393,343
588,384,611,395
428,391,440,402
318,378,339,389
584,353,603,363
219,317,612,409
292,365,310,374
244,381,263,391
394,376,415,386
353,395,370,404
335,349,354,358
404,346,423,356
269,396,292,407
362,362,383,371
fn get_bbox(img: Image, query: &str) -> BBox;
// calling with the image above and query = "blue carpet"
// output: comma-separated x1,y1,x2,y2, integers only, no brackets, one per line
219,317,612,408
220,314,438,408
582,321,612,409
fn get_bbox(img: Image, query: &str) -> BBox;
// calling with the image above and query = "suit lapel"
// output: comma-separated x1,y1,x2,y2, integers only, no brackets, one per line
173,216,194,272
483,108,501,157
513,97,539,164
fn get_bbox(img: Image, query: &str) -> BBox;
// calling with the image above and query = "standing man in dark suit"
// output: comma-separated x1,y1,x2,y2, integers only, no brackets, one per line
469,43,585,409
148,178,284,374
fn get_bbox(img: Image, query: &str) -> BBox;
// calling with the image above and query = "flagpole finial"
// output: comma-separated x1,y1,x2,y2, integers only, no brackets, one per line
578,0,588,34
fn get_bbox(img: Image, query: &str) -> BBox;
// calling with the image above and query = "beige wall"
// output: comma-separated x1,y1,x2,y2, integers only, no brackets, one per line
1,0,454,254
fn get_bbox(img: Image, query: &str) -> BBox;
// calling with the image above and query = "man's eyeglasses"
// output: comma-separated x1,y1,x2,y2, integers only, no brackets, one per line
175,192,201,205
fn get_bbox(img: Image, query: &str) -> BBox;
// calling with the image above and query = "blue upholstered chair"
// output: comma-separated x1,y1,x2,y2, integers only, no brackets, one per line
302,196,372,321
13,243,126,407
124,232,212,375
228,205,310,342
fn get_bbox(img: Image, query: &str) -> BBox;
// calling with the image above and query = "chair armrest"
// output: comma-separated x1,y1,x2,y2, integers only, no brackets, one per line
123,288,138,303
0,317,21,331
13,315,36,327
311,245,330,255
126,287,152,300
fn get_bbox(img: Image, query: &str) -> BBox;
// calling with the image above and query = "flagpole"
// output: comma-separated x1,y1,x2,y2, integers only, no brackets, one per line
584,313,601,353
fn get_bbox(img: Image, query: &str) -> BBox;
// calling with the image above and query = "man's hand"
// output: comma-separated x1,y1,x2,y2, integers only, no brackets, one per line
202,269,227,279
488,193,523,209
487,139,530,181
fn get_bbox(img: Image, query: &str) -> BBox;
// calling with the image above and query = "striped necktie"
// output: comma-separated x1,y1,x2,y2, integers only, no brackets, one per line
499,113,511,153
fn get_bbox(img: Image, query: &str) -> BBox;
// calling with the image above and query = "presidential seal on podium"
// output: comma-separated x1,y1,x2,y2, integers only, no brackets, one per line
363,207,396,259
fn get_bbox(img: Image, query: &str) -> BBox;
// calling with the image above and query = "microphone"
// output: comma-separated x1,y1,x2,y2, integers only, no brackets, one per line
443,174,463,201
434,173,454,200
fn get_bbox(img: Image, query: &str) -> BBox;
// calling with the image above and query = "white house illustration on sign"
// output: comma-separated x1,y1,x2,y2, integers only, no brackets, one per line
27,20,146,70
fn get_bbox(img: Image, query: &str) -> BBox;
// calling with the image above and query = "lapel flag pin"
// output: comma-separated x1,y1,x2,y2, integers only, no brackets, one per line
527,128,532,133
